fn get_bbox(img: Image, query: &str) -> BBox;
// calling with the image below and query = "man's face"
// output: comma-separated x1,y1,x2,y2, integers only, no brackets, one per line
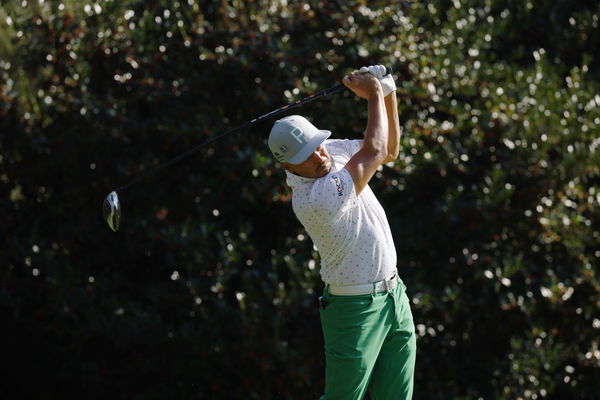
282,144,332,178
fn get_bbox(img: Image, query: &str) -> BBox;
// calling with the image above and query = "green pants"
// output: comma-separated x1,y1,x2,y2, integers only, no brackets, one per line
319,280,416,400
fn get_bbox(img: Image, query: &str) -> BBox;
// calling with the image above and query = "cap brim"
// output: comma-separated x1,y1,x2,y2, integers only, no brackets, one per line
286,130,331,165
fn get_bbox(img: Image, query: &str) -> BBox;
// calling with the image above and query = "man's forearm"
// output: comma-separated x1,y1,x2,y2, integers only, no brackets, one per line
363,91,389,157
384,92,401,163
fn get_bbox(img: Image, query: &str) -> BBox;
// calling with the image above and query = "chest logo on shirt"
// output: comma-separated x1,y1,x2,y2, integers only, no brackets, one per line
331,175,344,197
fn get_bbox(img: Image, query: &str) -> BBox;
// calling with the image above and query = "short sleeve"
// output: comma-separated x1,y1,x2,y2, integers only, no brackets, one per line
345,139,362,157
309,169,357,219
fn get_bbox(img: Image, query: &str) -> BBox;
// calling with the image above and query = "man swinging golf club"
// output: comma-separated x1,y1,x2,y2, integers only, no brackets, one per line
268,65,416,399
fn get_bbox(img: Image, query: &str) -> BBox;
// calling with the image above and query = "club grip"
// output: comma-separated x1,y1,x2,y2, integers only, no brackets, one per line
357,65,393,76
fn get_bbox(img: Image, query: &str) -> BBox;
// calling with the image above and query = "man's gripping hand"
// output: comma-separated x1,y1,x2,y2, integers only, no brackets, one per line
359,64,396,97
342,70,383,100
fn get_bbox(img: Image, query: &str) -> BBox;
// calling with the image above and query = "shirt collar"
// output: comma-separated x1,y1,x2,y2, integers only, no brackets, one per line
285,170,315,188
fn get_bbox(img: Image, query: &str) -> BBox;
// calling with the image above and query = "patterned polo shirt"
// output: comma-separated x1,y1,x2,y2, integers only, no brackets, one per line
286,139,397,286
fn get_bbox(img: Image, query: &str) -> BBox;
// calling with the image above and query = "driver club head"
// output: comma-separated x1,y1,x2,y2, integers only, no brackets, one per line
103,190,121,232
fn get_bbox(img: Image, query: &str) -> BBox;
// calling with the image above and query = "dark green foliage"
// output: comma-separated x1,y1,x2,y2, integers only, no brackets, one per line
1,1,599,399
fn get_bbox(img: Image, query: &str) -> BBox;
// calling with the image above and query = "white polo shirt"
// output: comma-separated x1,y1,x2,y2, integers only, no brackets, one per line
286,139,397,286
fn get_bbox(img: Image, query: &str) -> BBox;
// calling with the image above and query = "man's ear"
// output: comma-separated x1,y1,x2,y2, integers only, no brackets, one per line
281,162,293,172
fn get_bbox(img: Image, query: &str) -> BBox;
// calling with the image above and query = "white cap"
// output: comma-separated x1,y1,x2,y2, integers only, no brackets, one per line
268,115,331,164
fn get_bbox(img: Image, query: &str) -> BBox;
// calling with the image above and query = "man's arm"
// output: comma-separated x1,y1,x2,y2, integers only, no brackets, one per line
383,92,401,164
341,71,389,196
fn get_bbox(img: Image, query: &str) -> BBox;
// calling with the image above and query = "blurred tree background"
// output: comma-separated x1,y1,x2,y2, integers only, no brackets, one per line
1,0,599,399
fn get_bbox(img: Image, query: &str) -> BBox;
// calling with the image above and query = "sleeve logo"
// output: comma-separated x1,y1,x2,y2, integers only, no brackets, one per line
331,175,344,197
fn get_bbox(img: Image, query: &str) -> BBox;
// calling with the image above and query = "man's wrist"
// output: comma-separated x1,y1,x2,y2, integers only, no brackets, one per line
368,87,385,103
368,95,384,104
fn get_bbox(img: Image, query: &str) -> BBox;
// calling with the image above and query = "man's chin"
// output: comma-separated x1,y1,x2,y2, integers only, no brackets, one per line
317,165,332,177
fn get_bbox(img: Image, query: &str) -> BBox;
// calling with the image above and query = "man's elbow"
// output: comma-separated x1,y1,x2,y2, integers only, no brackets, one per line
375,146,391,164
383,150,399,164
362,140,388,162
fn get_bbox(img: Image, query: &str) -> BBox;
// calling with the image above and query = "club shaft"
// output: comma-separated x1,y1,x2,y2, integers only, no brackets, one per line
115,83,345,192
115,66,392,192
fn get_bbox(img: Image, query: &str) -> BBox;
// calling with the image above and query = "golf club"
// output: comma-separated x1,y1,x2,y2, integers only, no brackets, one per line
102,66,392,232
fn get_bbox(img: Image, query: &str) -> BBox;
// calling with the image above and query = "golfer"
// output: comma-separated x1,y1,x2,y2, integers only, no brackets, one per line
268,65,416,399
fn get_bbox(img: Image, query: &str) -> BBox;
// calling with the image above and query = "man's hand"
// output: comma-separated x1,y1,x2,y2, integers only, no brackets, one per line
342,70,383,101
359,65,396,97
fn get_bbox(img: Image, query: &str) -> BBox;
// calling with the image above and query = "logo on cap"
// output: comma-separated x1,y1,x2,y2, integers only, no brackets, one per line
290,127,307,144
